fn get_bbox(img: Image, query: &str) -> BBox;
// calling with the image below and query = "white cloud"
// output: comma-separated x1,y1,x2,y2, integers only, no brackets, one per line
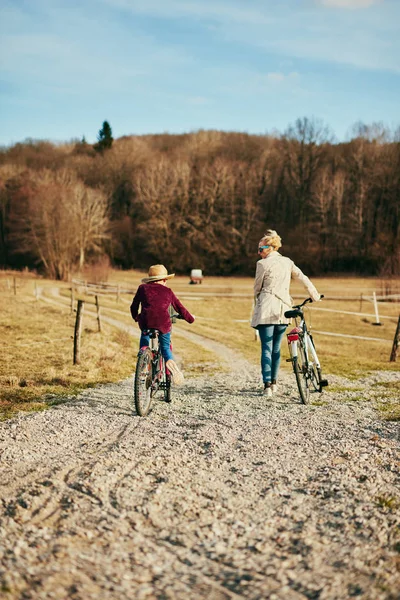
0,2,194,95
318,0,382,8
101,0,399,74
213,69,304,98
187,96,210,105
101,0,273,25
266,72,299,83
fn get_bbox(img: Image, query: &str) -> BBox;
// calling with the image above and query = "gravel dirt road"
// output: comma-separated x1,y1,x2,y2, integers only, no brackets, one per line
1,319,399,600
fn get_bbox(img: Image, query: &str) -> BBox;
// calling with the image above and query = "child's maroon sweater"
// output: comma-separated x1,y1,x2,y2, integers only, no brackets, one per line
130,283,194,333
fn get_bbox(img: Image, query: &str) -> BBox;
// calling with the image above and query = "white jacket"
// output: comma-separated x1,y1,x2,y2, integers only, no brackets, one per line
251,252,320,327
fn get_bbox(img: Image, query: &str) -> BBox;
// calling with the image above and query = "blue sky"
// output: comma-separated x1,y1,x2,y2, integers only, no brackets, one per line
1,0,399,146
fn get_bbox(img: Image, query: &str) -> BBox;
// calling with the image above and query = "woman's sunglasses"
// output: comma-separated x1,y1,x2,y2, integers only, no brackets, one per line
258,245,270,252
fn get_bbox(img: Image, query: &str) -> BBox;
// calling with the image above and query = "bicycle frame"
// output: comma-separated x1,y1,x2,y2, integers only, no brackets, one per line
147,332,166,393
287,318,321,371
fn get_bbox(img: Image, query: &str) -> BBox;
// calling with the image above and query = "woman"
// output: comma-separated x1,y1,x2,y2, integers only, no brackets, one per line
251,230,321,397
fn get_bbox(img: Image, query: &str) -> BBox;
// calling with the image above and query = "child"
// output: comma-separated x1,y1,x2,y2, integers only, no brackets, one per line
130,264,195,385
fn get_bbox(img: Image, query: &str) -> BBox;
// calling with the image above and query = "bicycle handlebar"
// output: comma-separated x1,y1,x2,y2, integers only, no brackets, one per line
170,313,184,320
292,294,324,309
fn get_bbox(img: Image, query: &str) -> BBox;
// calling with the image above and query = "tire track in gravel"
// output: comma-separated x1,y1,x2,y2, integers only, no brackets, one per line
1,419,140,530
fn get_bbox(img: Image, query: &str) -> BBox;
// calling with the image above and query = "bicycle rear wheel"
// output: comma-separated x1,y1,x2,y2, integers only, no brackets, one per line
293,339,311,405
134,348,154,416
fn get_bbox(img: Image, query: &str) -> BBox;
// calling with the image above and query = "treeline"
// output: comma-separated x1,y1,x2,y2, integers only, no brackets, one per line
0,117,399,279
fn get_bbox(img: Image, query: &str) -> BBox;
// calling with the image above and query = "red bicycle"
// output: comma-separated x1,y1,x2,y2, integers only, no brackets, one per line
134,314,181,416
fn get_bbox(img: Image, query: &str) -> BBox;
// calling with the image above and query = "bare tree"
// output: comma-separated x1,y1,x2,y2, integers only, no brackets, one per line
10,169,109,279
1,125,400,276
313,167,333,229
281,117,333,224
332,169,346,227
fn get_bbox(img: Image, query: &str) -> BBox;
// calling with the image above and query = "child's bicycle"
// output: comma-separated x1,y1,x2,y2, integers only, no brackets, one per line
284,296,328,404
134,314,182,417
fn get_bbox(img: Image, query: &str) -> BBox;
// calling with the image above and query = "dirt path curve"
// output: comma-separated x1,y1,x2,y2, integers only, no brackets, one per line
1,294,399,600
41,289,251,372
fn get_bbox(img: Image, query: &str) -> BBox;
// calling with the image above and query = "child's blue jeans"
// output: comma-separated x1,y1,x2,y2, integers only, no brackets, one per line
257,324,287,383
139,331,173,361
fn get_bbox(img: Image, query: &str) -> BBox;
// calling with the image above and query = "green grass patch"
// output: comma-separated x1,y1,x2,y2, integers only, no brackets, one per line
327,386,365,393
376,402,400,422
371,381,400,391
376,494,399,511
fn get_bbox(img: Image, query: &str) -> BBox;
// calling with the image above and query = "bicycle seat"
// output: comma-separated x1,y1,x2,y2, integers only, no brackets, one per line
284,309,303,318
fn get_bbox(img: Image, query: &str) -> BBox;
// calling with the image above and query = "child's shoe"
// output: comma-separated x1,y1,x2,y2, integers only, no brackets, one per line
271,379,278,394
166,360,184,386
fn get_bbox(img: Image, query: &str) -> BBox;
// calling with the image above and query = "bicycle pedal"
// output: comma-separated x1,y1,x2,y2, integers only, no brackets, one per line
286,358,294,363
320,379,329,387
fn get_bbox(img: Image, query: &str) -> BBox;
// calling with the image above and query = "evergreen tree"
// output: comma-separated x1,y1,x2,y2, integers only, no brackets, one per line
94,121,113,153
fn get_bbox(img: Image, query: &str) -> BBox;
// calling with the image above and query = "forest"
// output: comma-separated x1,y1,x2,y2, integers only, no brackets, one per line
0,117,399,279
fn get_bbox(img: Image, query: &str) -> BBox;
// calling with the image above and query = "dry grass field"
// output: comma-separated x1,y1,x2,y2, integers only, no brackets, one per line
0,277,136,420
1,269,399,420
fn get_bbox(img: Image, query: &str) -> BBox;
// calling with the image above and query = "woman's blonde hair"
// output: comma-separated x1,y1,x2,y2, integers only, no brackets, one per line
260,229,282,251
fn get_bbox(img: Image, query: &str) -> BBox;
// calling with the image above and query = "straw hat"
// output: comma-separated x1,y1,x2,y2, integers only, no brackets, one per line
142,264,175,283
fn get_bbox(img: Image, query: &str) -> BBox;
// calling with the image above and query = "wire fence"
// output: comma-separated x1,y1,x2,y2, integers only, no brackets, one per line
2,276,399,360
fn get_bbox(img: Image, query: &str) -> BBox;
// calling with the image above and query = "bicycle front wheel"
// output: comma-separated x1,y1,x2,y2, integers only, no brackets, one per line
308,335,324,393
164,361,172,402
164,372,172,403
309,363,320,392
134,348,154,416
293,339,311,405
159,357,172,403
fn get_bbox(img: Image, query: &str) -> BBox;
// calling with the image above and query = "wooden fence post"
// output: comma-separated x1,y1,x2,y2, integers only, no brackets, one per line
13,277,17,295
95,294,102,333
34,281,38,301
70,286,75,314
390,315,400,362
73,300,85,365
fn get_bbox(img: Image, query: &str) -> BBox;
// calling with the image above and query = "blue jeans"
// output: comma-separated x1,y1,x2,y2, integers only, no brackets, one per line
257,324,287,383
139,331,173,362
